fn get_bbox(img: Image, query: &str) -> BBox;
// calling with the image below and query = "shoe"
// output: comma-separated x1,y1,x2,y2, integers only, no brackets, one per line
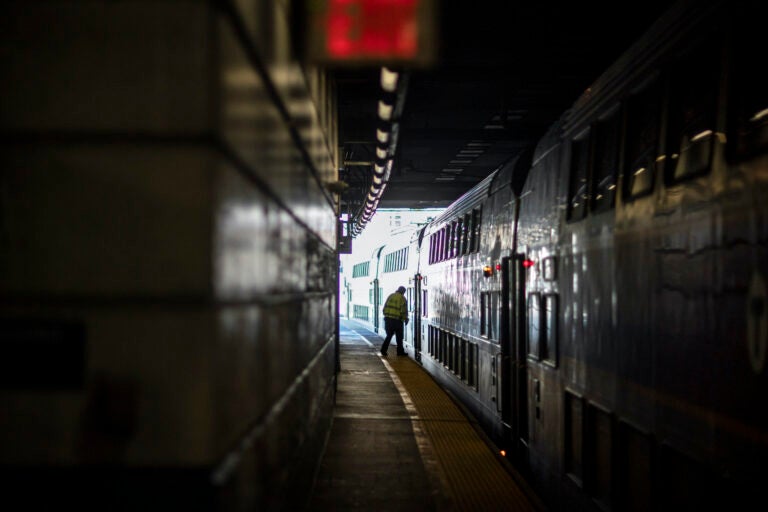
380,351,388,357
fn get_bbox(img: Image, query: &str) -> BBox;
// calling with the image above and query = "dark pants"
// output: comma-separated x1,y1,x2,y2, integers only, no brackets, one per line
381,317,404,354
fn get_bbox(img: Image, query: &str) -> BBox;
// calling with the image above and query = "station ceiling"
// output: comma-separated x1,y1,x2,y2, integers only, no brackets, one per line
334,2,674,218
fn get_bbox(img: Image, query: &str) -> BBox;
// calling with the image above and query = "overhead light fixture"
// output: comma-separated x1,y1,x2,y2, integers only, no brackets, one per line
376,128,389,144
378,100,393,121
441,168,463,173
380,67,399,93
373,174,383,185
376,147,387,160
374,163,385,175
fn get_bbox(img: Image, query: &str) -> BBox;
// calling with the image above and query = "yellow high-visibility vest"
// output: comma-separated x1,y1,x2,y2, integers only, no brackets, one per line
382,292,408,322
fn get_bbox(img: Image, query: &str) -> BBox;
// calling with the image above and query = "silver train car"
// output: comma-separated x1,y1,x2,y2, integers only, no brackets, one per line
1,2,339,510
348,1,768,509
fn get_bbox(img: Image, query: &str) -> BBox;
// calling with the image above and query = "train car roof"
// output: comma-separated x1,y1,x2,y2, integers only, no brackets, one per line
429,149,533,229
564,0,719,134
489,147,534,197
429,171,496,228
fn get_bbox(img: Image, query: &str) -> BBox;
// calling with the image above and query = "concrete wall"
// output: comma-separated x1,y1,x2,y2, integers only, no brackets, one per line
0,1,338,509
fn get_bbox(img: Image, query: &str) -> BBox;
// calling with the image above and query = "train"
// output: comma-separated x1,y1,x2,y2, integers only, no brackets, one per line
344,1,767,509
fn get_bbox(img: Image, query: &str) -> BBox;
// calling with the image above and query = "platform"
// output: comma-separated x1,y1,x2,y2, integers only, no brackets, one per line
306,319,544,511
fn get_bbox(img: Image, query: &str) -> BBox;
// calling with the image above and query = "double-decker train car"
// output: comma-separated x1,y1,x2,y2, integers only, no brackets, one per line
349,1,768,509
346,227,422,340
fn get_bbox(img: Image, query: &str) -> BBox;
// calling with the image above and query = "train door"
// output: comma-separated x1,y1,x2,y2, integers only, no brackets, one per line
500,255,529,467
372,278,380,333
413,274,422,362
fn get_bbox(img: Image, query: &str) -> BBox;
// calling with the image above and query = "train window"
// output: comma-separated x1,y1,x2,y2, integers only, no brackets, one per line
429,234,435,264
456,218,464,256
527,293,541,359
452,220,459,258
542,294,558,366
453,335,461,373
586,403,613,509
443,226,450,261
665,42,719,183
616,421,653,512
480,293,488,337
591,108,621,213
471,208,481,252
468,343,478,390
465,341,472,384
481,291,500,341
422,290,428,317
727,10,768,162
567,130,591,221
462,212,471,254
451,221,459,258
431,233,437,263
439,329,446,363
468,211,474,252
439,229,445,261
460,338,467,379
623,78,662,199
352,261,369,278
444,332,449,365
353,305,369,321
448,336,459,373
428,326,434,355
565,391,584,487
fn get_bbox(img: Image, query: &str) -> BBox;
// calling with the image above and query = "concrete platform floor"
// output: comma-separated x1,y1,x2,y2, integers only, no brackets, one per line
306,323,441,511
306,319,542,512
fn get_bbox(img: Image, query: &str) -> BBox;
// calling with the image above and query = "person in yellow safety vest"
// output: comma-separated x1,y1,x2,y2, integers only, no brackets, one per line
380,286,409,357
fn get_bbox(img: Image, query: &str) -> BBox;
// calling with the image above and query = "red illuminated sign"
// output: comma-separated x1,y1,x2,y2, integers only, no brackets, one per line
327,0,418,59
306,0,435,66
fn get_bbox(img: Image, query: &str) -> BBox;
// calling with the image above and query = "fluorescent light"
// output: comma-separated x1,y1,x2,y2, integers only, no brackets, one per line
378,100,393,121
376,129,389,144
380,67,399,93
